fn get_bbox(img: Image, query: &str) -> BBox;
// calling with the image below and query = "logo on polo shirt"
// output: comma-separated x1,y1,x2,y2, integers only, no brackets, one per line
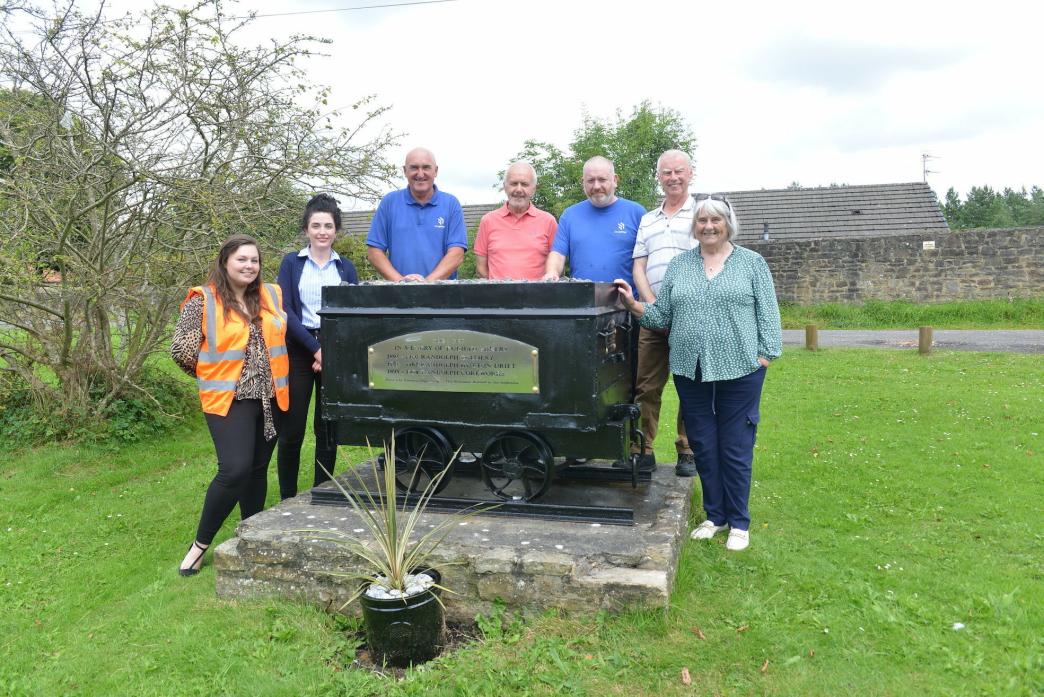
613,222,628,234
435,216,445,229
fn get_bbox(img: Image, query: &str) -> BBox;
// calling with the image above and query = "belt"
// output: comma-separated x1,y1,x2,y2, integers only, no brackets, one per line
307,327,321,338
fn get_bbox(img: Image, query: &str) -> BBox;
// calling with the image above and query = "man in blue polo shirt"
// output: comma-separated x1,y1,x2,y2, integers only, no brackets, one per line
542,155,644,288
543,155,645,468
366,147,467,281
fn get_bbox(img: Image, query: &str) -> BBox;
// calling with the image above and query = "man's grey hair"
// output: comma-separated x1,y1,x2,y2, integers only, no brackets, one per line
503,161,538,188
656,149,692,172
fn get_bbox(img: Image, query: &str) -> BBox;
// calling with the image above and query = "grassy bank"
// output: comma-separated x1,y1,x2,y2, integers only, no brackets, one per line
779,297,1044,329
1,350,1041,695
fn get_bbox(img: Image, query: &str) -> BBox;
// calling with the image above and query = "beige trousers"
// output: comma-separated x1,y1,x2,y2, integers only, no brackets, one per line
634,326,691,455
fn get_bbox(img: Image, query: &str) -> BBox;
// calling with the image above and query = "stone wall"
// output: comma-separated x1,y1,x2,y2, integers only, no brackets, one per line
744,227,1043,304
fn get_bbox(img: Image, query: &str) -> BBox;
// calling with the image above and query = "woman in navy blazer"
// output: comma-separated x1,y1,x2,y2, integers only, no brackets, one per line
276,194,359,499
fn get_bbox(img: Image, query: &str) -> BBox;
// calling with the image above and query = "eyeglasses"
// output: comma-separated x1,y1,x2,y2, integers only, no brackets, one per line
693,193,732,211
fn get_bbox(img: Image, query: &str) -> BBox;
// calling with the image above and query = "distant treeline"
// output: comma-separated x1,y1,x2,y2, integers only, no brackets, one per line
941,185,1044,230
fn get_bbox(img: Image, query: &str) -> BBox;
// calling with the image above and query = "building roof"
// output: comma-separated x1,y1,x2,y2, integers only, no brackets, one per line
342,202,499,237
341,182,948,241
724,182,949,242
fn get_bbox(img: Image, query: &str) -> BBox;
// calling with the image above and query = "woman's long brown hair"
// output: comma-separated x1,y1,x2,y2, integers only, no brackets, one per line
207,235,263,325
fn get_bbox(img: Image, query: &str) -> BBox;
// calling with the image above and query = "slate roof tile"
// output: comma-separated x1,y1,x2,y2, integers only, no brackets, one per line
340,182,948,243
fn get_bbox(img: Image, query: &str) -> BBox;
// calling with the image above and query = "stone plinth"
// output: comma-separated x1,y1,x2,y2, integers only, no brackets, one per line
214,464,694,621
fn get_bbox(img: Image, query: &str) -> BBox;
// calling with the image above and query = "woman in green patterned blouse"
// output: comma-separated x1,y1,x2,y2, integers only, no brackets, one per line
615,194,782,551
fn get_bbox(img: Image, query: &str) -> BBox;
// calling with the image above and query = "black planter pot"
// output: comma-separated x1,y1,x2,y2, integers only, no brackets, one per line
359,568,445,666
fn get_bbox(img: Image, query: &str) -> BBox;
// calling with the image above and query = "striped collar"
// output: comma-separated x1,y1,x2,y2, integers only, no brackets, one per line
652,193,695,220
297,246,341,263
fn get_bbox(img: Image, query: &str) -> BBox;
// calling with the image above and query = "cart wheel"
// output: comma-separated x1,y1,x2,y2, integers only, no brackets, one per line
480,431,554,502
391,427,455,494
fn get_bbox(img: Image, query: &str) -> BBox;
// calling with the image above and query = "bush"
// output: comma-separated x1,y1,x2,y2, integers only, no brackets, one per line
456,226,479,279
0,367,195,448
334,234,380,282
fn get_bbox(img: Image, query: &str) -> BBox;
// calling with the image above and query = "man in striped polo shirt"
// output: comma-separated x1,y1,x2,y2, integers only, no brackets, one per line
632,150,698,475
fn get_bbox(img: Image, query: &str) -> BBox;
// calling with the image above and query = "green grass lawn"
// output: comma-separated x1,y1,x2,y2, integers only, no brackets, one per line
1,350,1041,696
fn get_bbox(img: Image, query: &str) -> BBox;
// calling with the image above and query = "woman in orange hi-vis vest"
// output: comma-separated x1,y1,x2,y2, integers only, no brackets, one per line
171,235,290,576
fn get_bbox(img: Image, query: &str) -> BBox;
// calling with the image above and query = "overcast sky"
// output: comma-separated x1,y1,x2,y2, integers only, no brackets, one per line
70,0,1044,208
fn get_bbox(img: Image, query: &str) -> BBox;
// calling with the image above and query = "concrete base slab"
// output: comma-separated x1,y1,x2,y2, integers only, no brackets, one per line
215,462,696,621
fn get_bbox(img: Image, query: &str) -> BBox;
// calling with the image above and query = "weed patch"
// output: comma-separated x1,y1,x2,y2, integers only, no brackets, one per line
780,297,1044,329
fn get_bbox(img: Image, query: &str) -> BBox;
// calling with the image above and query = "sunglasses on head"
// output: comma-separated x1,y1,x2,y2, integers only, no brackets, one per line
693,193,732,211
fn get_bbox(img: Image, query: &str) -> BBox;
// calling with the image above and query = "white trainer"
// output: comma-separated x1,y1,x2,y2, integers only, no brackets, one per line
726,528,750,551
690,520,729,540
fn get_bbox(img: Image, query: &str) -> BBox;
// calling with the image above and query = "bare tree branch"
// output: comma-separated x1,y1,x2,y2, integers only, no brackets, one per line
0,0,399,419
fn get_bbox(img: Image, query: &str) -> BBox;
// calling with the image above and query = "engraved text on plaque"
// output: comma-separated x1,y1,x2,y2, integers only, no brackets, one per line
368,330,539,394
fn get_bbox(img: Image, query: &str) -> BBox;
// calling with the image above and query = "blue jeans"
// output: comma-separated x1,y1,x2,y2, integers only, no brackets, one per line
673,365,766,531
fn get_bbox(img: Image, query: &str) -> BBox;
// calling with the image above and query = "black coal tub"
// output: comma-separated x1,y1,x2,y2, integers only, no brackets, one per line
315,280,645,511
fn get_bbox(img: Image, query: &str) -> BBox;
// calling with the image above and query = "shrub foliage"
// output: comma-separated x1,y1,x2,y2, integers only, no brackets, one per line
0,1,398,438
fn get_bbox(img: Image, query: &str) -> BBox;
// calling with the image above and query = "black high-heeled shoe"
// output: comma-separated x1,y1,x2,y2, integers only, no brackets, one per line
178,541,209,577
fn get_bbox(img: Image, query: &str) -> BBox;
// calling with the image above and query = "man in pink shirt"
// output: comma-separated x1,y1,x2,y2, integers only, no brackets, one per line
475,161,557,280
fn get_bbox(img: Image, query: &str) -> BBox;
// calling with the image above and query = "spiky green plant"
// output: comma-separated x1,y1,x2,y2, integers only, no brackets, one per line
312,431,489,604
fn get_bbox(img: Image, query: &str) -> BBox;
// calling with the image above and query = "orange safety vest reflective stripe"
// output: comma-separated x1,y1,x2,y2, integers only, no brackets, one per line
182,283,290,416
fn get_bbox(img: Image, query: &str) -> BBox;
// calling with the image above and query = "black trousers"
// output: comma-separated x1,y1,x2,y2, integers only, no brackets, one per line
276,342,337,499
196,398,281,545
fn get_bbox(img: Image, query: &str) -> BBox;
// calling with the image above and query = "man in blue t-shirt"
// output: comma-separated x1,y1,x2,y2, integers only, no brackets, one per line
542,155,644,288
366,147,468,281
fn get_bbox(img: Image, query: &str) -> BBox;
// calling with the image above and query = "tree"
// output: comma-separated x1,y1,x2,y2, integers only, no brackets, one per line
962,186,1012,228
507,101,696,217
941,187,964,228
940,185,1044,229
0,1,398,431
1029,186,1044,226
1001,187,1031,224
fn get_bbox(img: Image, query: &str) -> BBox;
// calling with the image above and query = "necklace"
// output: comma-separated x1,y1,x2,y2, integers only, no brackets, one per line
703,254,727,272
702,244,732,277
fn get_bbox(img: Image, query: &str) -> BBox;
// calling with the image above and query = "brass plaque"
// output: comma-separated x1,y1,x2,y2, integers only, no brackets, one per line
368,330,539,394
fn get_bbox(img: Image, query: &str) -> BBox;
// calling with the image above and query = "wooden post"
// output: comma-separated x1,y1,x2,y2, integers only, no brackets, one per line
805,325,818,351
918,326,933,354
